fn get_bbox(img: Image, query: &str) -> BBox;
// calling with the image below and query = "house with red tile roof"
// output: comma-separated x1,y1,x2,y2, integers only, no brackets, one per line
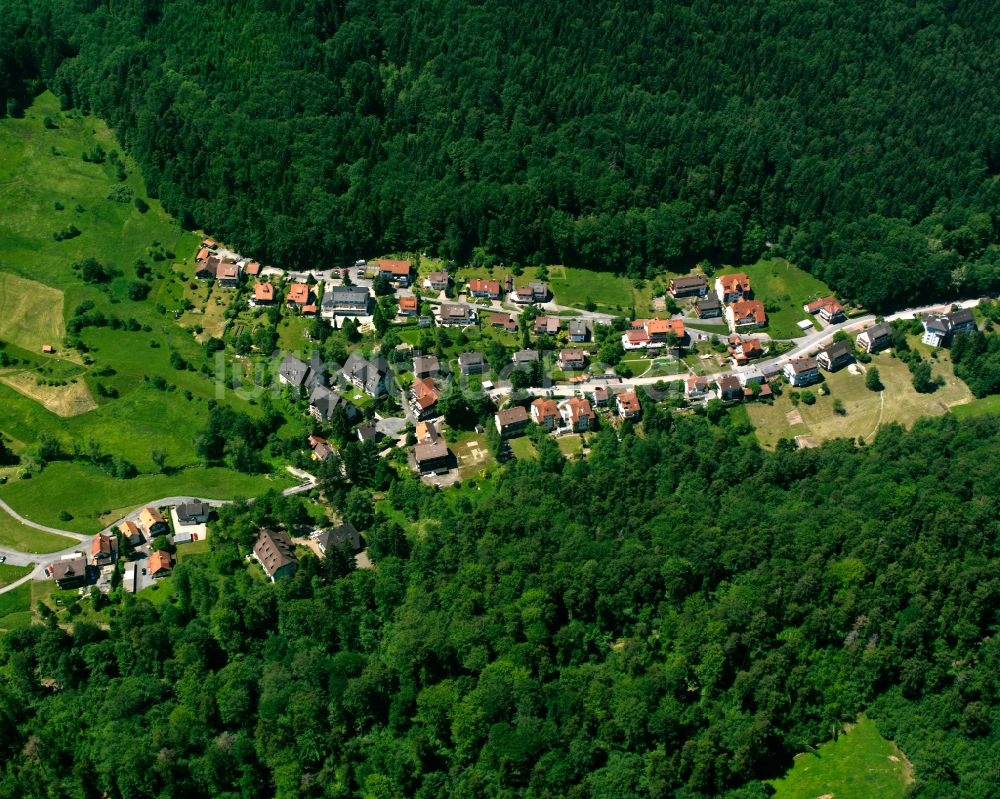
715,272,751,304
398,294,418,316
377,259,412,286
253,281,275,304
410,376,440,419
468,278,501,299
286,282,312,308
725,299,767,332
530,397,561,430
616,389,642,419
91,532,118,566
561,397,595,432
148,550,173,579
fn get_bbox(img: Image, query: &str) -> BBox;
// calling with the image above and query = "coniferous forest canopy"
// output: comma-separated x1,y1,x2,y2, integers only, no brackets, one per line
1,416,999,798
3,0,1000,310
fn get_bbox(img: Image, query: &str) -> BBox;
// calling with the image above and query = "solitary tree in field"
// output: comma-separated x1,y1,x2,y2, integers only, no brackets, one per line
865,366,883,391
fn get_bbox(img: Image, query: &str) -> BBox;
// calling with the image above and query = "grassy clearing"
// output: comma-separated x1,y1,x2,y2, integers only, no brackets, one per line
951,393,1000,419
735,257,834,339
747,350,973,449
508,436,538,460
769,716,912,799
0,92,268,471
0,271,67,352
0,581,32,631
175,538,212,562
0,508,78,553
556,434,584,456
451,432,494,479
0,462,293,534
0,562,32,588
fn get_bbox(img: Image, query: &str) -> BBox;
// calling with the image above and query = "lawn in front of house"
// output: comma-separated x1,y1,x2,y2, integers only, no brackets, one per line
769,716,912,799
746,350,973,449
735,257,835,339
0,562,32,588
507,436,538,460
556,434,584,456
0,462,294,534
0,506,78,553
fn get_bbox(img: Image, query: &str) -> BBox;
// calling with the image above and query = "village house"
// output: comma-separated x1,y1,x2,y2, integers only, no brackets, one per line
512,285,534,304
458,351,486,375
784,357,822,386
715,374,743,402
529,282,549,302
253,281,275,305
561,397,595,432
856,322,893,354
590,385,609,406
148,550,173,579
568,319,590,342
356,421,387,445
286,282,313,309
244,261,261,278
715,272,751,304
668,275,708,298
196,246,210,262
558,348,586,371
413,438,451,473
436,302,476,326
119,520,143,547
410,376,440,419
201,238,217,250
695,294,723,319
490,312,519,332
377,259,412,286
316,523,362,555
804,295,846,323
253,528,298,581
530,397,561,430
922,308,976,347
623,318,686,350
725,299,767,332
323,285,370,317
308,434,334,461
278,354,311,388
415,420,439,443
738,366,765,387
512,350,539,370
91,533,118,567
398,294,419,316
216,261,240,288
195,256,218,280
340,352,389,397
424,271,449,291
309,384,359,422
685,375,712,400
817,340,855,372
534,316,561,335
176,501,210,525
728,335,765,365
468,278,502,299
138,507,169,538
413,355,440,378
495,405,530,437
52,556,88,589
616,389,642,419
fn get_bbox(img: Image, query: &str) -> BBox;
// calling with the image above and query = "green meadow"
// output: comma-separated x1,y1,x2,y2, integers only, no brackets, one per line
770,716,912,799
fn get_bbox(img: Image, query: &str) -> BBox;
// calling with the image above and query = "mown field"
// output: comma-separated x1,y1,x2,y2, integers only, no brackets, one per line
0,563,33,589
0,506,77,553
0,92,260,465
0,462,293,534
747,348,973,449
0,581,32,632
737,257,836,338
770,716,913,799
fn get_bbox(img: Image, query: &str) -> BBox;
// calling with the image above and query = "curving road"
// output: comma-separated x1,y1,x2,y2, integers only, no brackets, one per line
0,472,317,595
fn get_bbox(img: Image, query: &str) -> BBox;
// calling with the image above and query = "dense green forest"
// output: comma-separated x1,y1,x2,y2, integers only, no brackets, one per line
1,414,998,798
3,0,1000,309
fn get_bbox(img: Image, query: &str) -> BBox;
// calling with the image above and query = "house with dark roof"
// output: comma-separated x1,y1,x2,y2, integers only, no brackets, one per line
278,355,311,388
176,501,210,525
340,353,388,397
817,341,855,372
413,355,440,378
458,351,485,375
557,349,586,371
856,322,893,354
695,294,723,318
784,357,822,386
424,271,449,291
922,308,976,347
495,406,530,437
316,523,362,554
310,384,359,422
436,302,476,326
568,319,589,342
669,275,708,298
413,438,452,473
323,285,370,317
715,374,743,402
512,349,539,366
253,528,298,581
52,555,88,588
